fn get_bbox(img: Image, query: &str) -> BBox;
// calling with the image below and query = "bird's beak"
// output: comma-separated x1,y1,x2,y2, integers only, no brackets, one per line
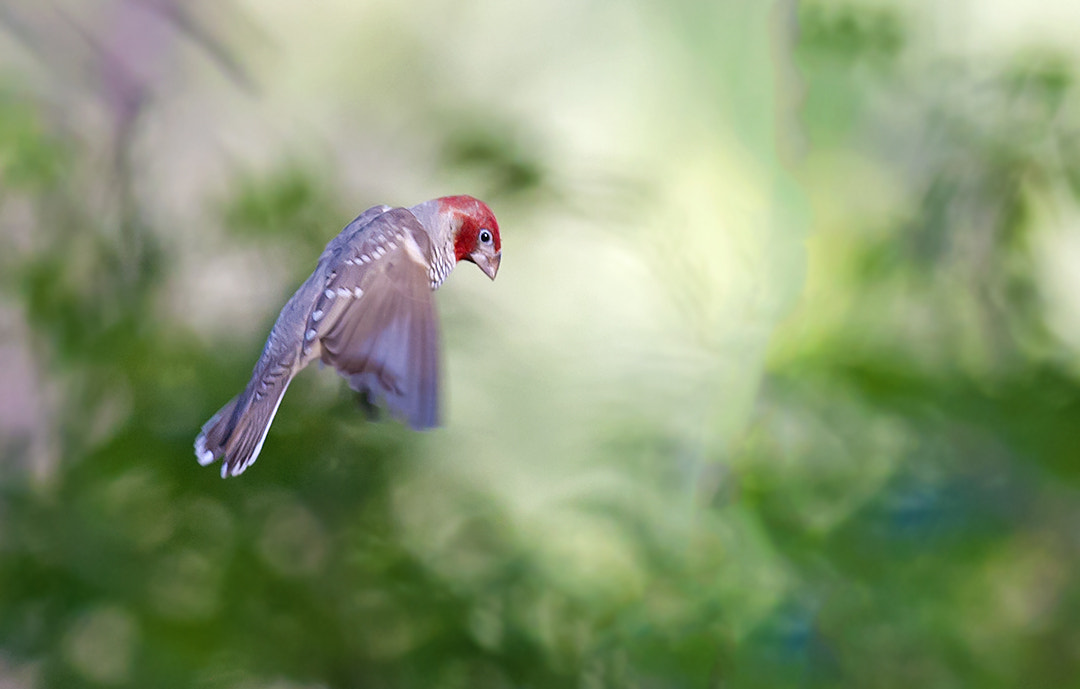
477,251,501,281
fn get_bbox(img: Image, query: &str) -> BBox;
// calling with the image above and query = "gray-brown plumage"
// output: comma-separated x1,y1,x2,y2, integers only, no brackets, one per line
195,196,502,477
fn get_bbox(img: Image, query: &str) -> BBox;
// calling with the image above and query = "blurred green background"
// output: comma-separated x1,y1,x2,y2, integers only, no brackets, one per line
3,0,1080,687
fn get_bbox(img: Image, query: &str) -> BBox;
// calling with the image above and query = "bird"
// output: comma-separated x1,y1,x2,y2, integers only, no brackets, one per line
194,195,501,477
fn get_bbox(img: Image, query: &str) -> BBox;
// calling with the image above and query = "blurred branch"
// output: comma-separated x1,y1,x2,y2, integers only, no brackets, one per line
137,0,256,94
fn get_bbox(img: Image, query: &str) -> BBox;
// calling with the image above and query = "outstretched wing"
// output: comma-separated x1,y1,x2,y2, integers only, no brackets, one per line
305,208,441,429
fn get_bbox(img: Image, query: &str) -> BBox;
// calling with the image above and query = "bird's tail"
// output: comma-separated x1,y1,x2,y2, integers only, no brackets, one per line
195,368,293,478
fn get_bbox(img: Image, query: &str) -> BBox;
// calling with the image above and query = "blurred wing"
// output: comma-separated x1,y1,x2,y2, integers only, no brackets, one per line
307,209,441,429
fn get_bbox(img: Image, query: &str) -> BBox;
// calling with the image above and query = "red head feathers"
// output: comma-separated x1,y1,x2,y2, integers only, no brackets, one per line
439,195,501,261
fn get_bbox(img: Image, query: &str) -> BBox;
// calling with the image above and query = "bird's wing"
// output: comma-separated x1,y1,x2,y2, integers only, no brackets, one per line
306,208,441,429
318,204,392,260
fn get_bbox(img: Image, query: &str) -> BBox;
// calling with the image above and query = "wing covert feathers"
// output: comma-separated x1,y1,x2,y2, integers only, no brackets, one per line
316,224,441,429
195,206,443,477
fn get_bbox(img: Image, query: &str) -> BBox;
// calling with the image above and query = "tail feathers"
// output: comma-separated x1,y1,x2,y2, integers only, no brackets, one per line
195,376,293,478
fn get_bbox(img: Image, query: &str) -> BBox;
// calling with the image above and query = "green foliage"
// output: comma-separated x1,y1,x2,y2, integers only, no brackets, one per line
223,163,347,253
799,2,904,67
0,86,67,190
439,121,547,200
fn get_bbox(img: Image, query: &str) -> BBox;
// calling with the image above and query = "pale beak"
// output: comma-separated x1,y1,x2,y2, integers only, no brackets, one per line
476,251,501,280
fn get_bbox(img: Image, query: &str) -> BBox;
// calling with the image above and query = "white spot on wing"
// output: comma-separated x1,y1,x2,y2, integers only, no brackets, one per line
312,309,324,321
325,289,335,299
305,328,317,341
353,287,363,298
400,232,429,268
336,287,352,298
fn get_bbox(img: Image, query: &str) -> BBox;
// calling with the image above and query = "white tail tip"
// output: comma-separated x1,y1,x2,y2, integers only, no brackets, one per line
194,434,215,466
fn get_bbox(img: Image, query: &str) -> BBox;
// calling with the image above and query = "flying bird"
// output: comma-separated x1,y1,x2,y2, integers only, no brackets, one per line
195,195,502,477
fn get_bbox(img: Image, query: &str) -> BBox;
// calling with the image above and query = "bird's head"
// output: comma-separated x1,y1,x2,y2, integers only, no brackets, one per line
439,195,501,280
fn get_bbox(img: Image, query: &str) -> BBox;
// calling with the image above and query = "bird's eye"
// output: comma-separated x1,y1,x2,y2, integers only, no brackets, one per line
479,229,492,244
